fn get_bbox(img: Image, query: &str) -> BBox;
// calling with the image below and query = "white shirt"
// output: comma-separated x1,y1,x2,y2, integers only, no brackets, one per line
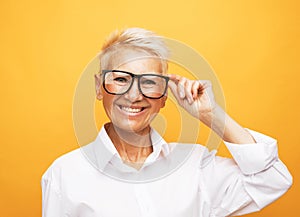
41,127,292,217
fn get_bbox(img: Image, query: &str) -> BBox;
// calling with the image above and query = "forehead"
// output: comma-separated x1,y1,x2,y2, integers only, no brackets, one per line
116,58,163,74
110,49,163,74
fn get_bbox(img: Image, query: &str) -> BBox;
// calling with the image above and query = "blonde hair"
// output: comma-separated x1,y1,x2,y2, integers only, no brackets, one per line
99,28,170,72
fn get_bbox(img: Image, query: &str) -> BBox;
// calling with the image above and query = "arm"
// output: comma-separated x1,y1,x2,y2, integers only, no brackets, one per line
41,166,63,217
167,74,255,144
201,130,292,216
202,104,256,144
167,74,293,215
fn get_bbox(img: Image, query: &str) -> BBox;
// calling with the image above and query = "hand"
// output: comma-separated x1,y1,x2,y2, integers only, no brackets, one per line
167,74,217,123
167,74,256,144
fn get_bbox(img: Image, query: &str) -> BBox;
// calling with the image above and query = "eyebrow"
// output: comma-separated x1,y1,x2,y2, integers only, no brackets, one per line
102,70,168,78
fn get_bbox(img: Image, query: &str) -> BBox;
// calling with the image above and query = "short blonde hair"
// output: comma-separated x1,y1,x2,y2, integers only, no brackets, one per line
99,28,170,72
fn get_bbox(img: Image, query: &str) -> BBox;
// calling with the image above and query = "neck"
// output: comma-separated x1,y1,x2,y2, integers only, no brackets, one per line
105,123,153,169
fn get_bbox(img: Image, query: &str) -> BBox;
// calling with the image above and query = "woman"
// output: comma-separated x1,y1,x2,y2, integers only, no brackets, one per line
42,28,292,217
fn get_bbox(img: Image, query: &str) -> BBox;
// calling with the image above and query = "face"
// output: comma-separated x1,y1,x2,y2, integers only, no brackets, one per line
95,57,167,134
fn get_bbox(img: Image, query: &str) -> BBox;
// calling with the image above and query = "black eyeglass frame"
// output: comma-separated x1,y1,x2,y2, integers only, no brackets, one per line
101,70,169,99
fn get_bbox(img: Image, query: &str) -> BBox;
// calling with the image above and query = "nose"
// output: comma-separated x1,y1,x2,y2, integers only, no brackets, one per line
124,79,143,101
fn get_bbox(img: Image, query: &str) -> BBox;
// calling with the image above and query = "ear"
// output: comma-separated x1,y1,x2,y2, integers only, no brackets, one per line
94,74,103,100
160,95,167,108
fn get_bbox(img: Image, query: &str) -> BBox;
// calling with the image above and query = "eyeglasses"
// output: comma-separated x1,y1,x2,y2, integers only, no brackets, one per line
101,70,169,99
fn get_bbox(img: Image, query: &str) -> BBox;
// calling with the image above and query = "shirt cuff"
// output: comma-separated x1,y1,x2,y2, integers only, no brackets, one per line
223,129,279,175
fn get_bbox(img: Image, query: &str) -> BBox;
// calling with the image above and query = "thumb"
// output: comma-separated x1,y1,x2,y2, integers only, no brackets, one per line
168,80,182,102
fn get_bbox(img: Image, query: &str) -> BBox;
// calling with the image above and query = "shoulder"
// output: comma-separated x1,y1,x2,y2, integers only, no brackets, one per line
169,142,239,172
41,147,91,182
168,142,218,169
51,148,84,168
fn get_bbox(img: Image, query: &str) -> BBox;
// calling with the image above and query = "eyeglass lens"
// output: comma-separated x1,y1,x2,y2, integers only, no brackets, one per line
103,71,167,99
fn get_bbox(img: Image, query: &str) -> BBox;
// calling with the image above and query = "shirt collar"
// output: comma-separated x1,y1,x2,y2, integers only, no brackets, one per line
84,125,170,172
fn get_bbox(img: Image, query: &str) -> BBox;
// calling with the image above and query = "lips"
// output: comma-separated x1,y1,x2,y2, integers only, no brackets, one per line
118,105,146,114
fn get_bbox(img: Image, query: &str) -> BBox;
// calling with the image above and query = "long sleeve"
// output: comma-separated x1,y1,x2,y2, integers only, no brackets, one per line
200,129,293,216
41,165,63,217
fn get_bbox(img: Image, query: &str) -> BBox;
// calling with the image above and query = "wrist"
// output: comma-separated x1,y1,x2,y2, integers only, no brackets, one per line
199,104,223,126
199,104,227,139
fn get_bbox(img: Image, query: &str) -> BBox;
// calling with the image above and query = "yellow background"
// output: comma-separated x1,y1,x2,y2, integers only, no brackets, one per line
0,0,299,216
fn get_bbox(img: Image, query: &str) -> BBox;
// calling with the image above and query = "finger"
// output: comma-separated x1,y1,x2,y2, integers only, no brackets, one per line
199,80,212,91
184,79,194,104
168,80,181,101
178,77,187,99
168,80,186,106
167,74,188,99
167,74,181,84
191,81,201,99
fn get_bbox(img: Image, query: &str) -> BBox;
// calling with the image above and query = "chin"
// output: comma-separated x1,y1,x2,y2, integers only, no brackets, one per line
112,120,151,134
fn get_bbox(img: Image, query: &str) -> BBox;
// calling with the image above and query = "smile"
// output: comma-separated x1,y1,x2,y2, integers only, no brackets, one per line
119,105,145,113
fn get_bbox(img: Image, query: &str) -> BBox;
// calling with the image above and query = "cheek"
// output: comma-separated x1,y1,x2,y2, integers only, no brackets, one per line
102,95,115,116
102,100,111,119
150,99,165,113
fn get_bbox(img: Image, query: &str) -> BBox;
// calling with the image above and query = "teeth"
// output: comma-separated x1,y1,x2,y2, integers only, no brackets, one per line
121,106,142,113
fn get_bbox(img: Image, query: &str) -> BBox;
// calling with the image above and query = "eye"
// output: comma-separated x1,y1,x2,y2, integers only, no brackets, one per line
114,77,128,83
141,79,156,85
